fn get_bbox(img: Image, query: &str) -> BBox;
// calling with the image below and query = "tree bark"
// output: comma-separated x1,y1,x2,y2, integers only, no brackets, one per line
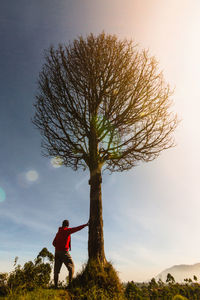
88,166,106,264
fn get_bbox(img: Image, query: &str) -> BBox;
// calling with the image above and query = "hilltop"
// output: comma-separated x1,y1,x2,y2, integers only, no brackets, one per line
156,263,200,282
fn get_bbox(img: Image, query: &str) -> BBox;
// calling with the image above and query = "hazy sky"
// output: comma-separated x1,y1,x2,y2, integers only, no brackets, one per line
1,0,200,282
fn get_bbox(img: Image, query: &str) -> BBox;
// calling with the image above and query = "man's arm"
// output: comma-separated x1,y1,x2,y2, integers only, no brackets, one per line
68,223,88,235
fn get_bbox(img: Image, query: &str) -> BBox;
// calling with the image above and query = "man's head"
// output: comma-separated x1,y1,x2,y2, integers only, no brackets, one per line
62,220,69,227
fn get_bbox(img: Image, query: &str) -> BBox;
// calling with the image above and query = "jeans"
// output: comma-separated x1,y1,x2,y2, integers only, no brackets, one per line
54,250,75,286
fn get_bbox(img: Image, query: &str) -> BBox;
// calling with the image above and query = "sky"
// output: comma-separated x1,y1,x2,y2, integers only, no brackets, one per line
1,0,200,283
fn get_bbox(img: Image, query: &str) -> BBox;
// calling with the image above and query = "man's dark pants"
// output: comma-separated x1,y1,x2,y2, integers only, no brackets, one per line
54,250,75,287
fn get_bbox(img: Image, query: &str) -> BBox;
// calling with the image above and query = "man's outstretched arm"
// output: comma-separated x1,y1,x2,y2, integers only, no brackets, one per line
68,222,88,234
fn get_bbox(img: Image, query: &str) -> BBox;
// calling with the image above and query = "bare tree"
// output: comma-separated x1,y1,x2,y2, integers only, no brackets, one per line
33,32,178,265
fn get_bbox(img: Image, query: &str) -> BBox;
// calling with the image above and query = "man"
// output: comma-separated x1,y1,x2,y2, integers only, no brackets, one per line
52,219,88,287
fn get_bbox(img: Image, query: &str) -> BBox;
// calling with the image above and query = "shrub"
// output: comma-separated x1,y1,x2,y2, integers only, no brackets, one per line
7,260,52,291
0,273,8,296
125,281,142,299
1,248,54,296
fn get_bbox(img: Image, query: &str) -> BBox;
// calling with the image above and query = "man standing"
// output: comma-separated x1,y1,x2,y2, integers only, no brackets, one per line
52,219,88,287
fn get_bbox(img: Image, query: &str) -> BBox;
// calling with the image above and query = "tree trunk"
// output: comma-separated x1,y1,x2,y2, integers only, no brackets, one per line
88,166,106,264
88,118,106,264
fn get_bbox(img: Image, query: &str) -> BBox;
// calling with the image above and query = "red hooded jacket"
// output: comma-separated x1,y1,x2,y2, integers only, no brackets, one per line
52,224,87,252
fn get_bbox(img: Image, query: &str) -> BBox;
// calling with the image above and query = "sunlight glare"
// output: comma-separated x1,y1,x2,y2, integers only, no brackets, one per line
26,170,39,182
50,157,63,168
0,187,6,202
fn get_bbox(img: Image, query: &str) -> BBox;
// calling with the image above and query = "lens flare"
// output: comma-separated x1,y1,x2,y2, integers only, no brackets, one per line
50,157,63,168
26,170,39,182
0,187,6,202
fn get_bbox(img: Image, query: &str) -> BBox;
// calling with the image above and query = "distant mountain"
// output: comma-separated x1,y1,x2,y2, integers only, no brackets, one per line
156,263,200,283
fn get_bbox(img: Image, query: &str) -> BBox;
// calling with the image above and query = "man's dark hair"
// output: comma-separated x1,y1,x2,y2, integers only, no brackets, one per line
62,220,69,227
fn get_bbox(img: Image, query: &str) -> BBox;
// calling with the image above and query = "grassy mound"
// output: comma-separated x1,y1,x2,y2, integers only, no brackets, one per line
69,260,125,299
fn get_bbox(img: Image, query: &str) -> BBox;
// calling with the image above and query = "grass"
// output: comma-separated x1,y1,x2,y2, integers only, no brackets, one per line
0,287,125,300
173,296,189,300
0,288,70,300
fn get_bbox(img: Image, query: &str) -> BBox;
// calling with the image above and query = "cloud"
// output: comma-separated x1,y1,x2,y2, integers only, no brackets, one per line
0,208,54,234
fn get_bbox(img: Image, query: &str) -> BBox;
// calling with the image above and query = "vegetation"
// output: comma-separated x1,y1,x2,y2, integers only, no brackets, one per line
2,251,200,299
124,278,200,299
1,288,69,300
0,248,54,297
33,32,178,267
69,259,125,299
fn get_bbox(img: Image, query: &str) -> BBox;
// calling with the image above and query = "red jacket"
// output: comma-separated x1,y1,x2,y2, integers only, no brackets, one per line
52,224,87,252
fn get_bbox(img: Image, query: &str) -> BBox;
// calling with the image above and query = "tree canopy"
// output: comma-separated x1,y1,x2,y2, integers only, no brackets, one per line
33,32,178,173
